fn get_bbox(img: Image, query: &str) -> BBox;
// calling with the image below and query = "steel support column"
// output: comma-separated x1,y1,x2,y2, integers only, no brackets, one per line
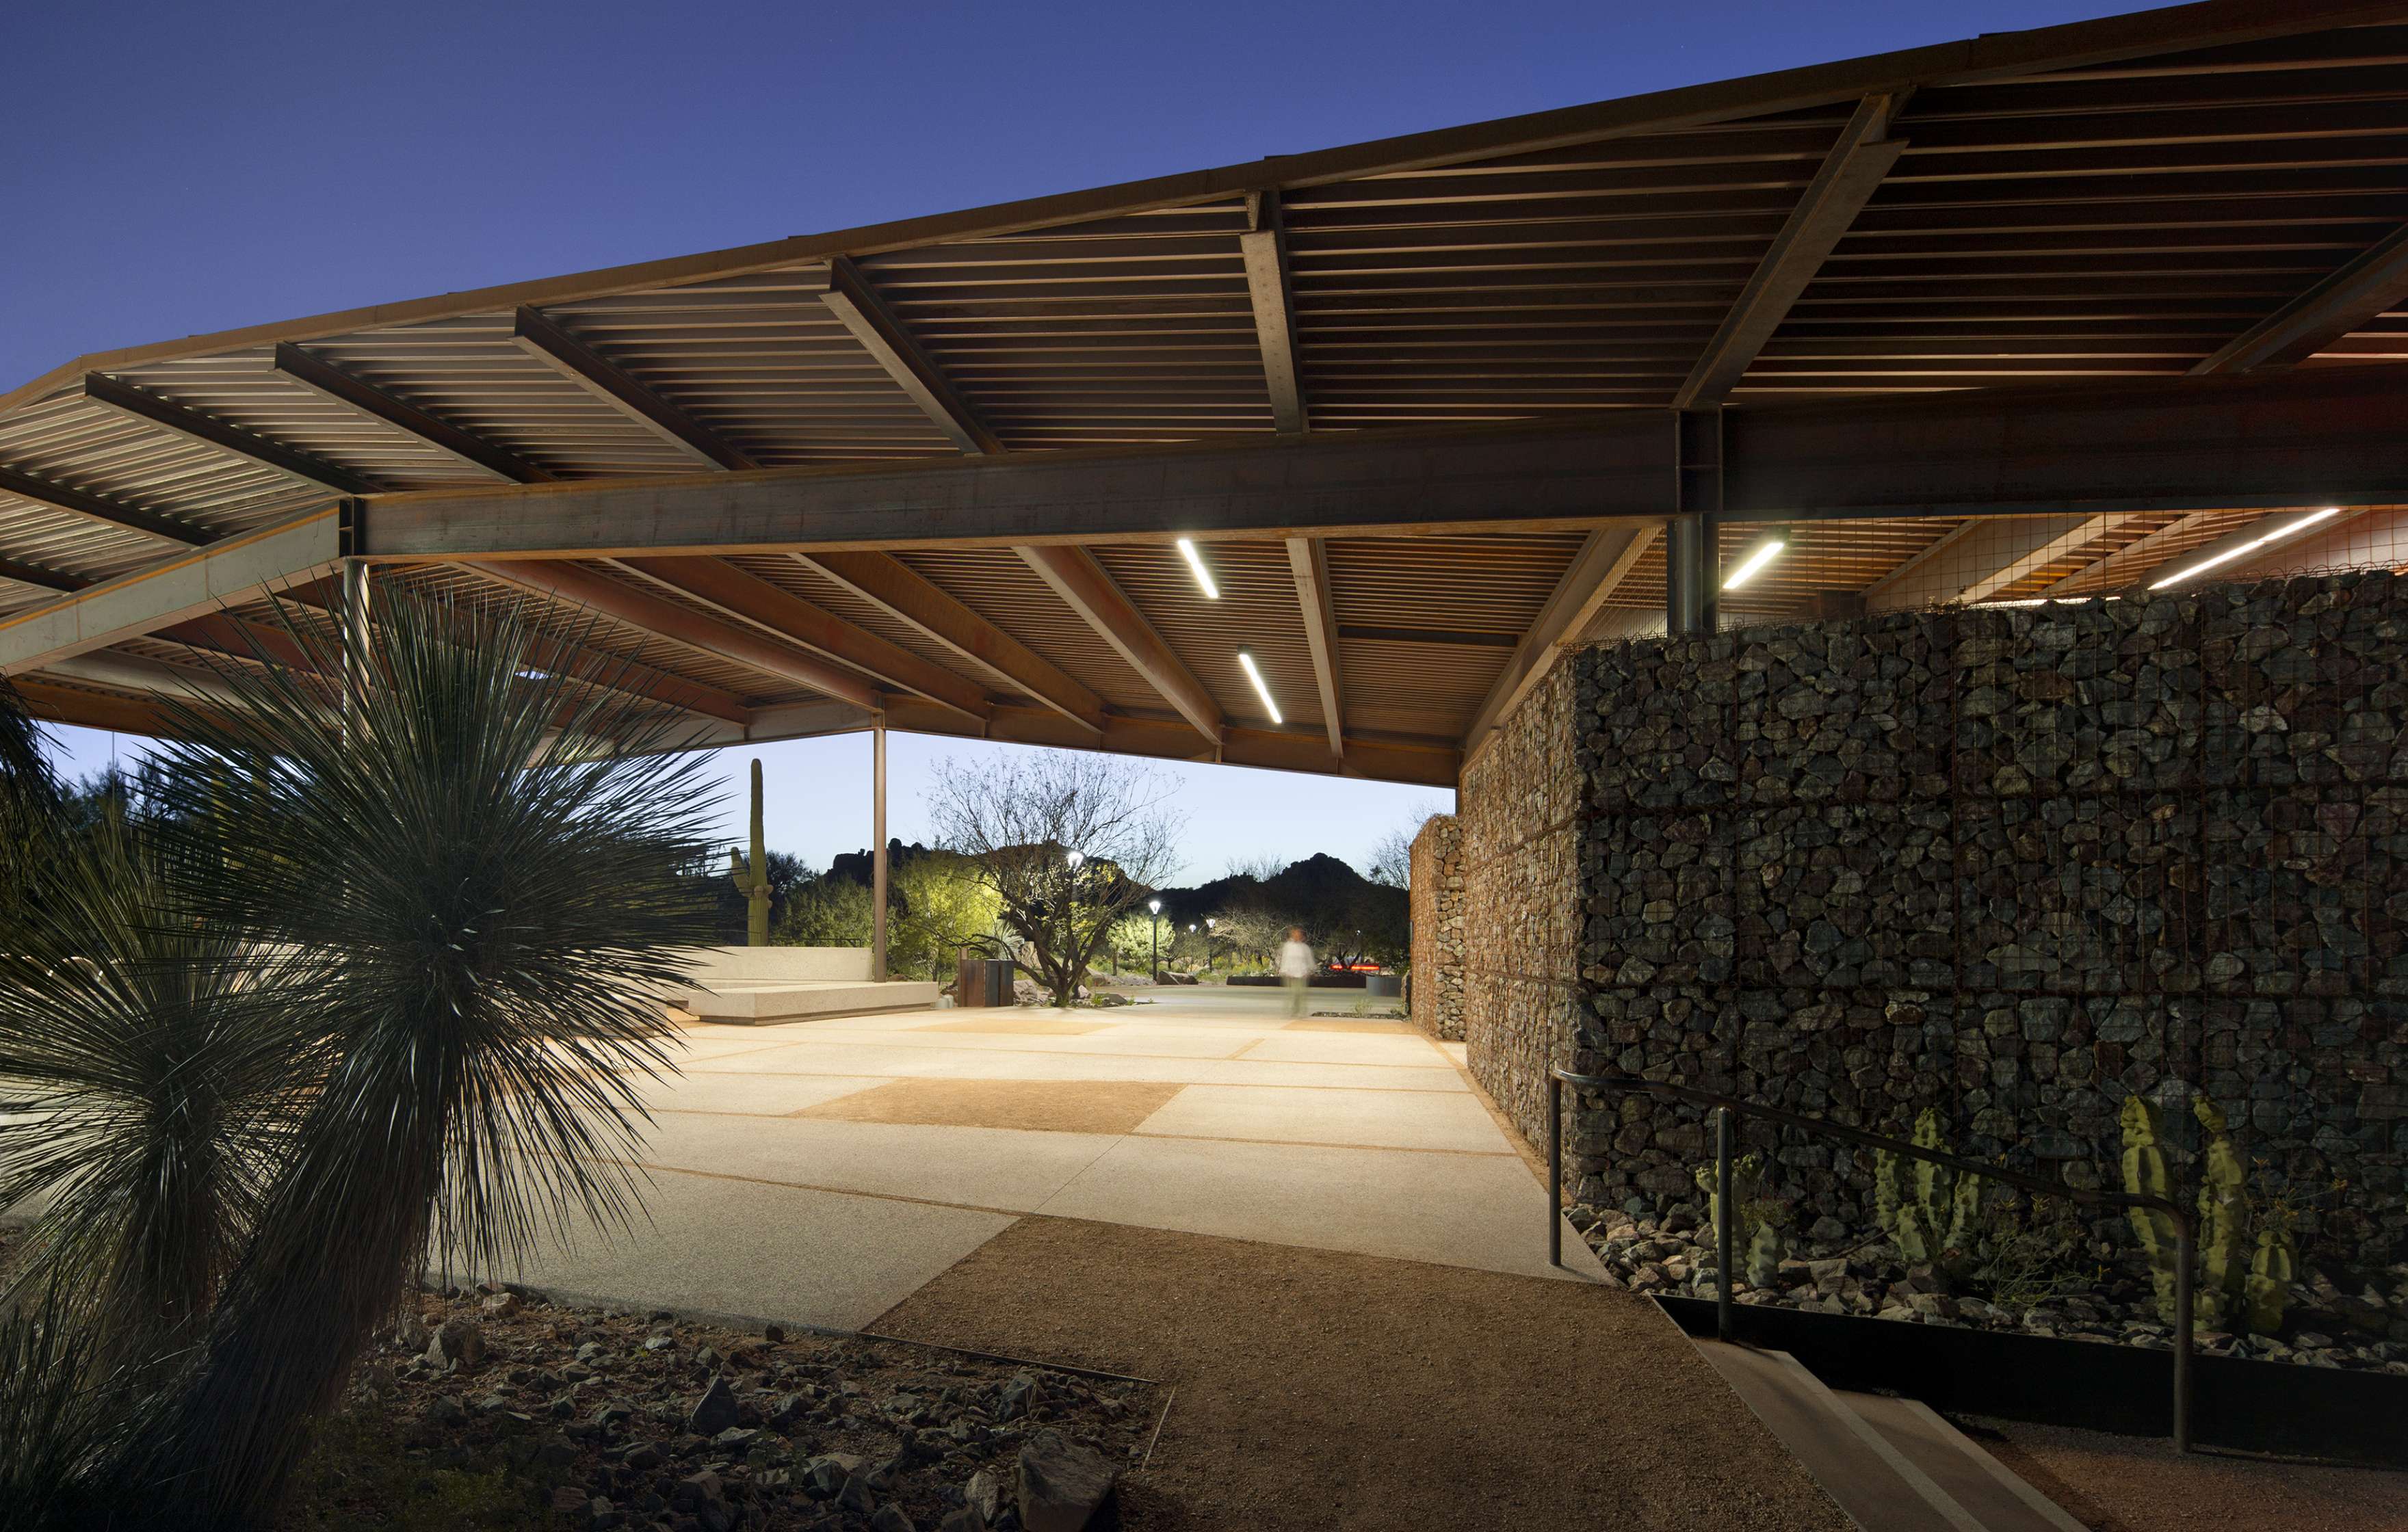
872,719,889,983
1668,409,1722,635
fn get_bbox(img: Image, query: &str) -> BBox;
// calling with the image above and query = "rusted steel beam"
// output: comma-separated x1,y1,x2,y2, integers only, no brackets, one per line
508,308,756,471
795,550,1106,732
615,555,988,722
462,558,879,711
273,343,554,483
1015,544,1222,744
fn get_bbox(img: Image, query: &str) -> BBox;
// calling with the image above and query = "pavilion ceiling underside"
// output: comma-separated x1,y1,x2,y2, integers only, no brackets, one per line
7,8,2408,778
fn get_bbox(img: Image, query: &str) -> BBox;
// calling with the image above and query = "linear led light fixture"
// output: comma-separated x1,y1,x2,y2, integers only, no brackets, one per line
2150,507,2342,590
1722,536,1785,590
1237,650,1282,724
1175,538,1220,599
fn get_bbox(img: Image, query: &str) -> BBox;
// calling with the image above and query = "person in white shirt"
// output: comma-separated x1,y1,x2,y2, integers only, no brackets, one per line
1278,927,1316,1018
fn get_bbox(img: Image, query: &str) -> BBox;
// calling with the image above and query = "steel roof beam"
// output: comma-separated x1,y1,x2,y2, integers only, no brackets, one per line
80,373,380,495
350,363,2408,558
0,557,90,594
1242,194,1309,434
614,555,989,723
794,550,1106,733
272,343,554,484
0,506,342,675
1283,537,1343,756
461,558,878,711
1673,92,1909,410
2037,510,2223,595
1463,524,1658,749
1954,511,2136,602
0,465,213,549
1015,544,1223,745
811,259,999,455
2191,221,2408,373
508,307,757,471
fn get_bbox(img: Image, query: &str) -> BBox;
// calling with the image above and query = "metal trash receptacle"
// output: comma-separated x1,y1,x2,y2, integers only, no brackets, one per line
1365,973,1401,998
956,955,1011,1007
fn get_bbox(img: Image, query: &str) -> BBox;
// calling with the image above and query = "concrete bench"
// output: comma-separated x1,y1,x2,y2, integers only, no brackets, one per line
664,947,941,1025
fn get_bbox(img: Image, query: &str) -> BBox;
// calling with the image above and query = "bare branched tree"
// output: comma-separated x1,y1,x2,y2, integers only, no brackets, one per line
928,753,1182,1005
1367,799,1448,889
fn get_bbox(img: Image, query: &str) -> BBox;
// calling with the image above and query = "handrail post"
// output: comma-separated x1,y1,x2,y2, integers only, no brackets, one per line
1715,1105,1735,1343
2174,1213,2194,1454
1548,1072,1563,1269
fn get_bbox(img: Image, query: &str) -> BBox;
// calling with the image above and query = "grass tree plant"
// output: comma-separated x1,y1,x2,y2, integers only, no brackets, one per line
0,588,718,1529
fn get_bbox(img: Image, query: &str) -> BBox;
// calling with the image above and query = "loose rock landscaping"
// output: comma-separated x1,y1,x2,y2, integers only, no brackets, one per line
1571,1202,2408,1374
285,1282,1152,1531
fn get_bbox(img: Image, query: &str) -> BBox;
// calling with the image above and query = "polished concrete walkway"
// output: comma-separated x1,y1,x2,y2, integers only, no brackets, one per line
509,987,1602,1328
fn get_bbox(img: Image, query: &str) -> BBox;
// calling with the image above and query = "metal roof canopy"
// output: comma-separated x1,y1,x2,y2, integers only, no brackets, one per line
6,0,2408,787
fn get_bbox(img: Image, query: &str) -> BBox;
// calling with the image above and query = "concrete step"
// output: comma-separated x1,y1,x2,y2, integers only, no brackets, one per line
1836,1392,2089,1532
1690,1338,2083,1531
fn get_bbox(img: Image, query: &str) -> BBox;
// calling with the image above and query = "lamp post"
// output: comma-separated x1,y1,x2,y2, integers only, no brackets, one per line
1148,896,1162,980
1062,849,1085,1008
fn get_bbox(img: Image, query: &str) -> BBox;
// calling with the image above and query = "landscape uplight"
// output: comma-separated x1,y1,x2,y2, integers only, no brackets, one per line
1237,650,1282,724
1176,538,1221,599
2150,507,2341,590
1722,536,1785,591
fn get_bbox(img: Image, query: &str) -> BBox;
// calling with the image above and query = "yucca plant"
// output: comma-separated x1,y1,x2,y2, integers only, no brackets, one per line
0,804,304,1366
117,586,720,1528
0,674,61,921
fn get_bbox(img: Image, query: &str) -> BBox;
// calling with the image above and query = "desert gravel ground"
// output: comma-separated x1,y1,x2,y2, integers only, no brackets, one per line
874,1213,1853,1532
1972,1416,2408,1532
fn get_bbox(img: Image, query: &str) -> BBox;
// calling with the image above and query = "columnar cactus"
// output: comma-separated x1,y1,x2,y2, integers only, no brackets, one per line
2247,1224,2296,1336
2193,1098,2252,1330
1693,1151,1787,1289
1875,1108,1978,1273
727,758,770,947
2120,1096,2182,1323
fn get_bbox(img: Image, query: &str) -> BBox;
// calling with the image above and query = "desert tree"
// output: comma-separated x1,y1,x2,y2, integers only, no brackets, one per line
927,752,1181,1005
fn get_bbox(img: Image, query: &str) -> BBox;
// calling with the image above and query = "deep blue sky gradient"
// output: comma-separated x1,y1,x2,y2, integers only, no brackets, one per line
6,0,2116,877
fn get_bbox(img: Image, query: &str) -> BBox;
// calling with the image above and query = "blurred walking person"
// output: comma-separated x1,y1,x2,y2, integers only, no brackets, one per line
1279,926,1316,1018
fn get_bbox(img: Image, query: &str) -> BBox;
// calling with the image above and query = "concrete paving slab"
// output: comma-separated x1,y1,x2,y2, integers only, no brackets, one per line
677,1041,960,1077
640,1072,891,1117
633,1109,1117,1213
913,1048,1471,1092
778,1021,1257,1060
1034,1133,1604,1282
1235,1032,1455,1068
1134,1083,1517,1154
502,1165,1015,1330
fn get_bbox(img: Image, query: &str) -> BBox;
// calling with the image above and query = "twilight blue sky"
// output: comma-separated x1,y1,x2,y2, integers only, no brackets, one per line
6,0,2115,879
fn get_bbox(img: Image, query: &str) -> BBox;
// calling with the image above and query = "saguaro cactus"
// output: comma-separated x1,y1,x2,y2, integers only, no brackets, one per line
727,758,770,947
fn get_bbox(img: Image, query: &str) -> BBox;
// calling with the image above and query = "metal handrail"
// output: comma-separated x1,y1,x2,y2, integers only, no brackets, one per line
1549,1067,2195,1453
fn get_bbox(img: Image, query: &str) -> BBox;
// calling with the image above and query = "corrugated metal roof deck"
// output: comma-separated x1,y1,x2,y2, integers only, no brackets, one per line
6,1,2408,783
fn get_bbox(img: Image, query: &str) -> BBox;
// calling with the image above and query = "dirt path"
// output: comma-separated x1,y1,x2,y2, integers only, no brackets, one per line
872,1214,1850,1532
1972,1417,2408,1532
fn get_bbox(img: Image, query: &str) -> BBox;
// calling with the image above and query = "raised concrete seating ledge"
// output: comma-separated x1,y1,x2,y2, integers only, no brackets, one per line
665,946,941,1025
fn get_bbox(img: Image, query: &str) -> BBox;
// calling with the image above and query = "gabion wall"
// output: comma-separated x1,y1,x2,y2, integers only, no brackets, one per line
1408,814,1465,1041
1458,659,1584,1150
1547,571,2406,1254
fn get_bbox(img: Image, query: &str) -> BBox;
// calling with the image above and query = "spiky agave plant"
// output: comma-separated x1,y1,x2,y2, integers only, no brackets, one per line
0,806,304,1366
127,586,718,1528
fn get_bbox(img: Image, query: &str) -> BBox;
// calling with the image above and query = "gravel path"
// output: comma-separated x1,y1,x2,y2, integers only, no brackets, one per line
1972,1417,2408,1532
874,1213,1852,1532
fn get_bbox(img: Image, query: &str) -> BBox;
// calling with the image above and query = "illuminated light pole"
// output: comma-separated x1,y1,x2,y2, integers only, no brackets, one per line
1148,896,1162,980
1062,849,1085,1008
